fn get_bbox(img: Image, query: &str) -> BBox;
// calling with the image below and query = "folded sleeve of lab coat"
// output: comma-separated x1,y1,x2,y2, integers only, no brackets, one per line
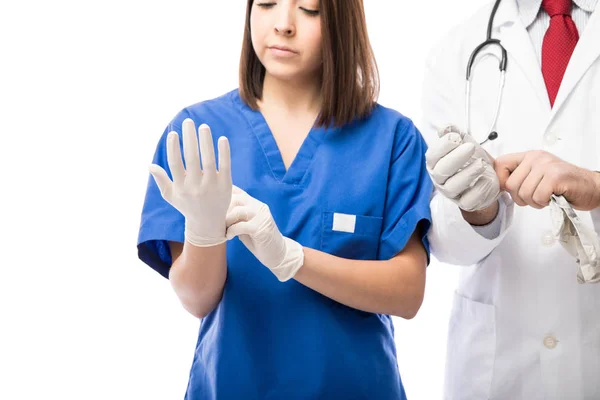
471,200,505,239
429,191,514,265
419,35,514,266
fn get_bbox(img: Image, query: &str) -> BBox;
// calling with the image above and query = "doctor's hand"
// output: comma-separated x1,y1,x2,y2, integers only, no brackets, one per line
149,119,232,247
495,150,600,211
426,125,501,212
225,187,304,282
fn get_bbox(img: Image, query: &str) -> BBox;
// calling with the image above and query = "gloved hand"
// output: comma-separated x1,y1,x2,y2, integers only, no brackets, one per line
550,194,600,283
426,125,500,211
149,118,232,247
225,186,304,282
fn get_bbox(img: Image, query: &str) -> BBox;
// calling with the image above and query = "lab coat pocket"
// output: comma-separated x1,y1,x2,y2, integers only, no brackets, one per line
320,212,383,260
444,291,496,400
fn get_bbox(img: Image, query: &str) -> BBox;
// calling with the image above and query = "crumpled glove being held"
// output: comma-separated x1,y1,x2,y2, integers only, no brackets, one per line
550,194,600,283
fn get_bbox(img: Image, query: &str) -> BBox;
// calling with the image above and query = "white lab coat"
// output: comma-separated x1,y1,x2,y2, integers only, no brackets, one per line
421,0,600,399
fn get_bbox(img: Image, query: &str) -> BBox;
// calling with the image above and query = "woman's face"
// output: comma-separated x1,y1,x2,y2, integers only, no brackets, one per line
250,0,323,83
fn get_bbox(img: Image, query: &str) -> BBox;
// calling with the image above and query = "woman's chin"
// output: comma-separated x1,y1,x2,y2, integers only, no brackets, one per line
264,67,318,85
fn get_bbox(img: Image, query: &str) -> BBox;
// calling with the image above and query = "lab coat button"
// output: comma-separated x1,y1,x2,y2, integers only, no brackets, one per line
544,131,558,146
543,335,558,349
541,231,555,247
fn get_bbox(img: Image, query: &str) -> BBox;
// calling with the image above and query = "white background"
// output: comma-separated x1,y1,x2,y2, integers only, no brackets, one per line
1,1,483,398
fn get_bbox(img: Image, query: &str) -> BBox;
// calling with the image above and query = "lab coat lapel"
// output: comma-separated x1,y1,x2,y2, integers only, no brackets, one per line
494,0,552,110
549,9,600,117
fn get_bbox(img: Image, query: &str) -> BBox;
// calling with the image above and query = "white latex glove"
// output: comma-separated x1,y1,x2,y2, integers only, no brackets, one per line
225,186,304,282
550,194,600,283
149,118,232,247
426,125,500,211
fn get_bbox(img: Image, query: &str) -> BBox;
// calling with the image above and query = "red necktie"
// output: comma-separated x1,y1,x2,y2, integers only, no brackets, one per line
541,0,579,107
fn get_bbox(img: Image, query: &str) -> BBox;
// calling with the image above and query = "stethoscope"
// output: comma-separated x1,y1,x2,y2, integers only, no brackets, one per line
465,0,580,224
465,0,506,145
464,0,586,245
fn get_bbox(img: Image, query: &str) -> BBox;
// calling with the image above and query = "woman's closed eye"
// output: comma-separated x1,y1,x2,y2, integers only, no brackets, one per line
255,2,319,16
256,2,276,9
300,7,319,16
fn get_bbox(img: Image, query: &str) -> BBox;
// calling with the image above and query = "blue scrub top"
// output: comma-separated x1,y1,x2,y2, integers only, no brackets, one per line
138,89,432,400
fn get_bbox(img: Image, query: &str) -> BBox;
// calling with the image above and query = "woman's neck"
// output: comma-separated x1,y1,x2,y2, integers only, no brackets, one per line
259,73,322,116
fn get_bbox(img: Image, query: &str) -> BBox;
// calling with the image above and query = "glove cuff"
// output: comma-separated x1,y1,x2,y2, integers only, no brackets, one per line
271,237,305,282
184,223,227,248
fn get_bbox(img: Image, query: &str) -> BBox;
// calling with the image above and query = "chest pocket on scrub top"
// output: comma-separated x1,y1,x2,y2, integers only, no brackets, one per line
320,212,383,260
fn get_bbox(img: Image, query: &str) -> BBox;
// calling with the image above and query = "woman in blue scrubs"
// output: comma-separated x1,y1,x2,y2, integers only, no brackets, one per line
137,1,433,398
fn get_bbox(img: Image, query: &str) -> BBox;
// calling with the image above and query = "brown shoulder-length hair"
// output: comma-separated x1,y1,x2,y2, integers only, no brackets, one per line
239,0,379,127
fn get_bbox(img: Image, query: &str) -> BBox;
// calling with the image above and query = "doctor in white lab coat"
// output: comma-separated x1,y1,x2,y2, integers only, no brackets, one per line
421,0,600,398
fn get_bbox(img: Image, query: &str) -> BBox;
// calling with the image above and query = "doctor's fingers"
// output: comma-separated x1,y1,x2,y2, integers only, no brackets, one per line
148,164,173,200
494,151,528,189
182,119,202,180
516,167,548,209
501,160,535,207
166,131,186,184
439,159,487,198
429,142,478,184
425,132,463,169
531,176,555,209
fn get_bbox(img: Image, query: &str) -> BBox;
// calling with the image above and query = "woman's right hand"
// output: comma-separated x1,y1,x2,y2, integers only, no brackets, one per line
149,118,232,247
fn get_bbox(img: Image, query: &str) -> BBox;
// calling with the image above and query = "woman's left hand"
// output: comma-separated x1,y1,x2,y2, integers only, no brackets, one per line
225,187,304,281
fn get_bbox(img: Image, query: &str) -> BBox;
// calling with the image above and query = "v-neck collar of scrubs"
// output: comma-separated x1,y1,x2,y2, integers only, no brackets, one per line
232,90,338,185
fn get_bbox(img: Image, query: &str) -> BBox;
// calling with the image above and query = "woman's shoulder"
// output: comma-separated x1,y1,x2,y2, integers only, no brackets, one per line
166,89,242,132
363,104,428,157
370,103,411,123
365,103,419,136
